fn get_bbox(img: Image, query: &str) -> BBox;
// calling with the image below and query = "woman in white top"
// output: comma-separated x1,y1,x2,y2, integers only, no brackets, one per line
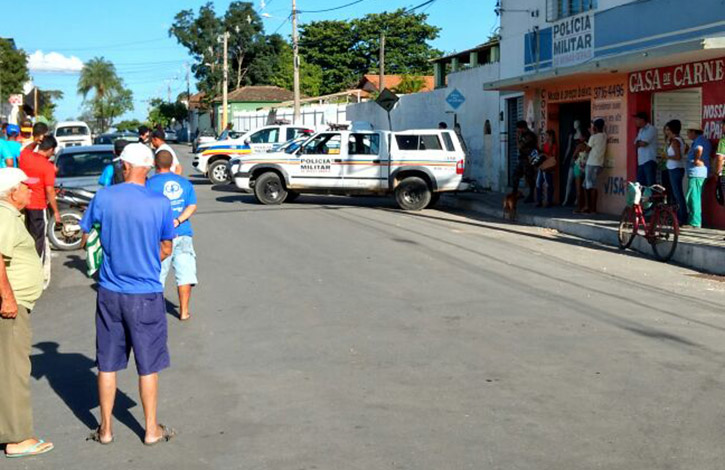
664,119,687,225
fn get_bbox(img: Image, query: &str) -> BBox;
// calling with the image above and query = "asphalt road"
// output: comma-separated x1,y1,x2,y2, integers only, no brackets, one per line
10,145,725,470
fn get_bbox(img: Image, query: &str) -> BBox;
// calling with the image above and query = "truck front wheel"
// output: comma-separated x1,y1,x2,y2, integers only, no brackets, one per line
208,160,230,185
254,172,287,205
395,176,432,211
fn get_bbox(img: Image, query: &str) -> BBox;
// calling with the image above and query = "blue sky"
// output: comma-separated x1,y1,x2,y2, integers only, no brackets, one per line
4,0,498,124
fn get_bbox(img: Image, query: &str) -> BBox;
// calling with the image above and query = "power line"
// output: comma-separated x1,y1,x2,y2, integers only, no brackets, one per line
298,0,366,14
404,0,437,12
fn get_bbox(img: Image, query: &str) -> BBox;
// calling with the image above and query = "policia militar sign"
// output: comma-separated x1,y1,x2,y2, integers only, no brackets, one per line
552,12,594,68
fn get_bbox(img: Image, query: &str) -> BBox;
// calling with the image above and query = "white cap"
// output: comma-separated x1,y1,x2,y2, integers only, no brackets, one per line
0,168,39,193
120,143,154,168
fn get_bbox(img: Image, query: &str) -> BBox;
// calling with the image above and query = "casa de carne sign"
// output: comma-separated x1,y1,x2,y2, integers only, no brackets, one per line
629,58,725,93
552,12,594,68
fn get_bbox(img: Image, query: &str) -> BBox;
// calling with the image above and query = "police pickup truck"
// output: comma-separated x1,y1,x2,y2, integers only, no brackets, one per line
230,128,468,211
192,124,314,184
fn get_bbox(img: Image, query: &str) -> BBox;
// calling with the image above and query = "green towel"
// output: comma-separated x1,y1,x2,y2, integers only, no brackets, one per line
85,225,102,277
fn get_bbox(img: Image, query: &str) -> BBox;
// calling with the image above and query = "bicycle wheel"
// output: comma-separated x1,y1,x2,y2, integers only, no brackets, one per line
617,206,636,249
651,206,679,262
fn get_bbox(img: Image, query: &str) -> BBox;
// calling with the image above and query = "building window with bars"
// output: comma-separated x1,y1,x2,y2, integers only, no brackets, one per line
548,0,597,21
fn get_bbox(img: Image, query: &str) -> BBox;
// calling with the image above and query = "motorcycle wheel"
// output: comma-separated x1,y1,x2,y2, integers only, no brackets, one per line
48,209,84,251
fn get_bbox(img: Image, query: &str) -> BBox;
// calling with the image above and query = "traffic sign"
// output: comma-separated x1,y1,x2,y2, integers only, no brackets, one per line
375,88,399,113
446,89,466,110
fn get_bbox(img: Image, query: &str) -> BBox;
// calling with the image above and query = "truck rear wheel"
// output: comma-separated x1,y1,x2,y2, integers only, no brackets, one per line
254,172,287,205
395,176,431,211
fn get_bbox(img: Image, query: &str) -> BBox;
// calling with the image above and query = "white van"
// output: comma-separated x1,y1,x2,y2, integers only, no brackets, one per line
54,121,93,149
231,129,469,211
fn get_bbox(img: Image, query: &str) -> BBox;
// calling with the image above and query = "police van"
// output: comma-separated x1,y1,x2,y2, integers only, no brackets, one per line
230,128,468,211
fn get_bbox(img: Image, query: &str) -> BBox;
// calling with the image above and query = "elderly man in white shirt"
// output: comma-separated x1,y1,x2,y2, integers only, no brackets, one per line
633,111,657,186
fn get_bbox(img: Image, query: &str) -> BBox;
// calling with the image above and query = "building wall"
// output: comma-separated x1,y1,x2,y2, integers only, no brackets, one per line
346,64,503,190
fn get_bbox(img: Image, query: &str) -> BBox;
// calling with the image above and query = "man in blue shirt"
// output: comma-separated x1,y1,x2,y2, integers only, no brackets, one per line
147,150,198,321
0,125,22,168
684,123,711,228
80,143,177,446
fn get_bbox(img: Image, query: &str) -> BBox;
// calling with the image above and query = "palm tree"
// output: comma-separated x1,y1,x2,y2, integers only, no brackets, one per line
77,57,122,132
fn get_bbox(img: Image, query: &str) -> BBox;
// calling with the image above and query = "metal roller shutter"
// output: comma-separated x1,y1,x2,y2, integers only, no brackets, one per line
653,88,702,150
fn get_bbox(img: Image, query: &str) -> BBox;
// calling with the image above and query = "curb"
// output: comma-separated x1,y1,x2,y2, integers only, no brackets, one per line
439,194,725,275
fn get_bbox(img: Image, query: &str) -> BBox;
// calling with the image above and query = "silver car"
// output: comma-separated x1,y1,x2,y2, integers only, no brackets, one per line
54,145,115,192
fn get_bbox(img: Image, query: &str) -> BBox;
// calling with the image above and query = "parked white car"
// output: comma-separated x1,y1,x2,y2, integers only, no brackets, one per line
231,128,469,210
54,121,93,149
192,124,315,184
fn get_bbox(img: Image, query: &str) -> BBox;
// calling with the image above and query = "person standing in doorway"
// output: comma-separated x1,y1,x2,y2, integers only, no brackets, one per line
633,111,657,186
150,130,183,175
18,136,61,257
683,123,711,228
536,130,557,207
513,120,538,203
0,168,54,458
663,120,687,225
147,151,198,321
582,119,607,214
80,143,176,446
562,120,583,207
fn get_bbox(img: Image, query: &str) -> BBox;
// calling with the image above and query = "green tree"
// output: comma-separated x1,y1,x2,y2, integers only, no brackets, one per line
170,2,269,100
77,57,133,132
266,41,323,97
0,39,29,101
298,20,362,95
147,99,188,128
299,9,441,95
393,75,426,94
115,119,142,132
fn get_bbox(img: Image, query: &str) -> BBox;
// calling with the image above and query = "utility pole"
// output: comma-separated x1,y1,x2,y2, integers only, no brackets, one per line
186,63,192,139
292,0,301,123
33,87,38,122
167,81,172,103
222,31,230,134
379,33,385,92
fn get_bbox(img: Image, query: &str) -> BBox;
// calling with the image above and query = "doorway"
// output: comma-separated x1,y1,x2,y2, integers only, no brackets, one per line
557,101,591,201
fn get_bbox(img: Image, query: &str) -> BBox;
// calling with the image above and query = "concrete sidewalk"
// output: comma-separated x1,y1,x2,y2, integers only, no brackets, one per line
440,191,725,275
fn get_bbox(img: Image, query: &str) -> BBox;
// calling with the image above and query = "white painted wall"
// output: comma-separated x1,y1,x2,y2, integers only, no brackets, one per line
346,64,504,191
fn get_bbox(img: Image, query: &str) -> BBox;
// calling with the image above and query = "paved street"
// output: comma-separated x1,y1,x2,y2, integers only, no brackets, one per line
11,145,725,469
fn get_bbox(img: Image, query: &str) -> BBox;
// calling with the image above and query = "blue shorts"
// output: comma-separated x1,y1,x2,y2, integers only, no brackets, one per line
161,236,198,286
96,287,170,376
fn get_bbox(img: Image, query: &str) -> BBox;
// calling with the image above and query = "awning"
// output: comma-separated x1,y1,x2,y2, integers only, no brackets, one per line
485,36,725,92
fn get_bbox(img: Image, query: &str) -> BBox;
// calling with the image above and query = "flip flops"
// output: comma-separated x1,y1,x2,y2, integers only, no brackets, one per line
5,439,54,458
87,426,114,445
144,424,176,446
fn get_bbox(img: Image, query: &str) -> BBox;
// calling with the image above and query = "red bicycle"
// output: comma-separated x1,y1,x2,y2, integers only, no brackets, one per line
617,184,679,261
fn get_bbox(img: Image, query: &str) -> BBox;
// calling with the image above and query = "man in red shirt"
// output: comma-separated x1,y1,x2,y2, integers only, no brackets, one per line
19,123,49,163
18,136,60,257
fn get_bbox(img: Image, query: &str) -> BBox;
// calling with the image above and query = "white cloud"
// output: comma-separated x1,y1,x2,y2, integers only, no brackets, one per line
28,50,84,73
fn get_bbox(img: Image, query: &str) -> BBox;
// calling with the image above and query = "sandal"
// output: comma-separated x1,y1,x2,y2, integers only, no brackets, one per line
6,439,54,458
87,427,114,445
144,424,176,446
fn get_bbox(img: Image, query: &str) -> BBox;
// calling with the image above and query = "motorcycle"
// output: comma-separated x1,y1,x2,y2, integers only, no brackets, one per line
48,187,94,251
